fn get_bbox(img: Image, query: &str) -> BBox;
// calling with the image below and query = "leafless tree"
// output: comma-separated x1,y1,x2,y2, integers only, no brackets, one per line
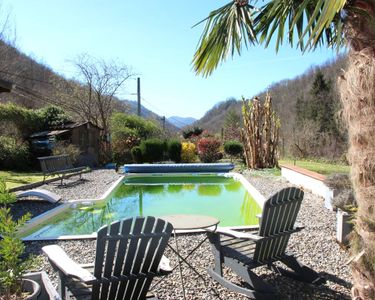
50,54,135,161
72,54,134,132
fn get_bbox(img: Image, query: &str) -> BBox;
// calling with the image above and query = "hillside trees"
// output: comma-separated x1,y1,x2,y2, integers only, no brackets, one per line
195,57,347,160
223,109,241,141
293,72,345,159
193,0,375,297
194,98,240,133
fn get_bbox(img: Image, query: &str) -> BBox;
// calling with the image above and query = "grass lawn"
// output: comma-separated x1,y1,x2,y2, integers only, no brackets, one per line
0,171,45,189
279,159,350,175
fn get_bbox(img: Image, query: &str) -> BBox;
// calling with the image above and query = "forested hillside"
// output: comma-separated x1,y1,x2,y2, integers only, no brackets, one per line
0,40,177,133
195,55,348,160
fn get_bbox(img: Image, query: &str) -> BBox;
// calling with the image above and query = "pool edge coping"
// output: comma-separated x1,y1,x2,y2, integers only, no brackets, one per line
21,172,265,241
20,175,125,241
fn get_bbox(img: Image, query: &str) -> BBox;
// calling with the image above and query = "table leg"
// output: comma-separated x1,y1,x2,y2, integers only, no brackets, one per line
174,229,187,300
169,237,209,284
151,228,216,295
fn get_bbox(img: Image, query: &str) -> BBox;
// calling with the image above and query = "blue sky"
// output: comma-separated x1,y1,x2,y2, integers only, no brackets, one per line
4,0,339,119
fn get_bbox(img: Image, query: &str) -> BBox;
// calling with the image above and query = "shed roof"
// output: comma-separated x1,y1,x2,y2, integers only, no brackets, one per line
30,121,102,139
59,121,102,130
30,129,70,138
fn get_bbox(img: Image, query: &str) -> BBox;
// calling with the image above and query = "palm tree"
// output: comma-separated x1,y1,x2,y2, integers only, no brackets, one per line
192,1,375,299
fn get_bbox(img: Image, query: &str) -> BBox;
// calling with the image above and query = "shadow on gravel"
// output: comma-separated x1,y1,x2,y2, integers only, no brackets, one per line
10,201,61,221
240,272,352,300
52,178,90,189
320,271,352,289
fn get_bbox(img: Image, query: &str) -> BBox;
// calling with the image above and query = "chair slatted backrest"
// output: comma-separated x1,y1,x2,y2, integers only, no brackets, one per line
91,216,173,300
253,187,304,263
38,155,71,173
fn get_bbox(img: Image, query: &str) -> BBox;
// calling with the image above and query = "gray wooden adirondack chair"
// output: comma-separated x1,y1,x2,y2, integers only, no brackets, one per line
207,187,325,300
43,216,173,300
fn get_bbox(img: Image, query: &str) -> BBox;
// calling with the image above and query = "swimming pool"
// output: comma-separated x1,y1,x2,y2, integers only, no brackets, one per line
21,173,264,240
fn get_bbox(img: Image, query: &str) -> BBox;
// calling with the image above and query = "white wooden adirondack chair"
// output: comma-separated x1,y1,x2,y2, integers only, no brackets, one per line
43,216,173,300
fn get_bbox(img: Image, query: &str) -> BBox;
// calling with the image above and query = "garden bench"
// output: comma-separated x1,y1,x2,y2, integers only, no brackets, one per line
38,155,86,185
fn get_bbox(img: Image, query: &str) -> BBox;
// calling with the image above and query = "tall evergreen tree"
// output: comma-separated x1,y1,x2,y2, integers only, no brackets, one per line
307,71,337,134
223,109,241,141
295,95,306,125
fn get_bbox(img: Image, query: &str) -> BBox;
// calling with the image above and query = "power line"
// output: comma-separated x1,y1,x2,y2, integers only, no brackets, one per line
13,85,58,107
14,84,79,114
13,82,190,129
141,97,164,115
0,69,52,85
141,96,188,128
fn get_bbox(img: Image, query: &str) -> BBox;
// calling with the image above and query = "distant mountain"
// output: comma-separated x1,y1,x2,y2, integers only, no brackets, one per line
167,116,197,128
194,98,239,133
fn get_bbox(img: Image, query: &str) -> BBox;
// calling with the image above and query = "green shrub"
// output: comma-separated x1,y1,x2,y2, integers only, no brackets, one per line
0,178,36,298
224,141,243,161
167,140,182,163
0,103,72,137
324,173,356,211
0,103,43,138
197,137,222,163
113,149,132,165
110,113,162,164
182,127,203,139
0,136,31,170
112,135,141,164
37,105,71,130
131,146,143,163
110,113,161,140
140,139,165,162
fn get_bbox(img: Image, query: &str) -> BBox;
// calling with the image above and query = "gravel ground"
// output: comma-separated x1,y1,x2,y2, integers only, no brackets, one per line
11,169,122,220
37,169,123,201
23,169,352,299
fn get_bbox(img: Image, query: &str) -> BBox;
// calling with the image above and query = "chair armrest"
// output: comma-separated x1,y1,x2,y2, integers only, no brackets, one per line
42,245,96,283
215,227,263,241
158,255,172,274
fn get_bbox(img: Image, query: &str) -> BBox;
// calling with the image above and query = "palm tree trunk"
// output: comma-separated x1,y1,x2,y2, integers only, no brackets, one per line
339,4,375,298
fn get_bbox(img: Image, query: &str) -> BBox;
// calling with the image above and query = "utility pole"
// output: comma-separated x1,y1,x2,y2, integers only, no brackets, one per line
137,77,141,116
161,116,166,131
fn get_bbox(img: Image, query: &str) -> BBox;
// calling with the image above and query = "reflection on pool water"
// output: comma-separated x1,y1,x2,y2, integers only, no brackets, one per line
23,175,262,239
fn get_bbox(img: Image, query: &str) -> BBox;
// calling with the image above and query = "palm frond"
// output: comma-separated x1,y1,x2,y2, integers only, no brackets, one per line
193,0,351,76
255,0,346,52
192,1,257,77
303,0,347,50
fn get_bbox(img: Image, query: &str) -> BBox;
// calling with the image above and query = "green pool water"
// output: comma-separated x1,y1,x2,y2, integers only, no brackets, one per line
23,175,262,239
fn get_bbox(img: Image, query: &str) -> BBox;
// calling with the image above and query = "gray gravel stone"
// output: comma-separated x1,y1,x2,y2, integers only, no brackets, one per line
38,169,122,201
23,169,352,299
